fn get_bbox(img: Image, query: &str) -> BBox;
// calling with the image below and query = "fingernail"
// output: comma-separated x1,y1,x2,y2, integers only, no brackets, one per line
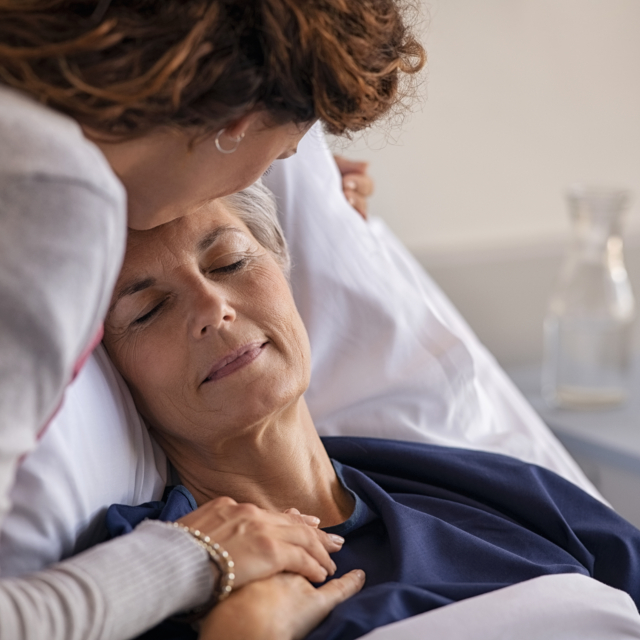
332,561,337,572
345,180,357,190
348,196,356,206
328,534,345,545
353,570,365,580
302,515,321,526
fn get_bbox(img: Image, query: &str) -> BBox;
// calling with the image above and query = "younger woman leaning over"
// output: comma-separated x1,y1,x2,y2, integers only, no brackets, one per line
0,1,424,638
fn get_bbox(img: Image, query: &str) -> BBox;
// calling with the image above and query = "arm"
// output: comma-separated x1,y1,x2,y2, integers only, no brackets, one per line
0,174,182,640
0,176,126,526
0,523,212,640
0,500,345,640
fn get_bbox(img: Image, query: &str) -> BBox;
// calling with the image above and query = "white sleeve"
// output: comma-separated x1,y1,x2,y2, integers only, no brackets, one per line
0,522,214,640
0,176,124,526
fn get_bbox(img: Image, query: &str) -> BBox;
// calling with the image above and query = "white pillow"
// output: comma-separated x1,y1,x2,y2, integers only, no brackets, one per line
0,123,599,577
0,345,166,576
265,126,598,497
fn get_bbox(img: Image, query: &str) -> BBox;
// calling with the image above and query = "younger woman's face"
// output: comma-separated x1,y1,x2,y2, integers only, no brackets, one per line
103,200,311,447
111,116,312,231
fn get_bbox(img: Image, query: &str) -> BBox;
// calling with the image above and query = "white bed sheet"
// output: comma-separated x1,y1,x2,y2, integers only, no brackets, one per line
361,575,640,640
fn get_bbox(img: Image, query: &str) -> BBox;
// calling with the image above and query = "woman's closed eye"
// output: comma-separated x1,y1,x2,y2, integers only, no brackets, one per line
208,257,248,275
130,259,247,327
133,299,167,325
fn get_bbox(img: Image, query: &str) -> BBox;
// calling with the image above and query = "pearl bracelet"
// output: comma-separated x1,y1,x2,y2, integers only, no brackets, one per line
168,521,236,603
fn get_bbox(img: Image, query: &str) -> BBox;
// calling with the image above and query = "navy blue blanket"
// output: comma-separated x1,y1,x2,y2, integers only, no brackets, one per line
106,437,640,640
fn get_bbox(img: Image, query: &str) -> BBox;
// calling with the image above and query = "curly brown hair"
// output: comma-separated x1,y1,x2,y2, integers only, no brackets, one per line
0,0,425,139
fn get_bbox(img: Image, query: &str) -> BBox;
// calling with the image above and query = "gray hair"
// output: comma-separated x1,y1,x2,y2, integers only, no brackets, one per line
223,180,291,277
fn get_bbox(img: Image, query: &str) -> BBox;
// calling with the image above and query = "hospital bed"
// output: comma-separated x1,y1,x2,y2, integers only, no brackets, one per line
2,124,639,638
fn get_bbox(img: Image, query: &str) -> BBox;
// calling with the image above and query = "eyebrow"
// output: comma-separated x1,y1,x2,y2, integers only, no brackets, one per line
196,224,244,253
109,225,246,314
109,277,156,314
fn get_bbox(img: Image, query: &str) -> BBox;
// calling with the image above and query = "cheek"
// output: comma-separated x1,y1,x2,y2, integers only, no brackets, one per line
246,267,311,380
108,328,188,423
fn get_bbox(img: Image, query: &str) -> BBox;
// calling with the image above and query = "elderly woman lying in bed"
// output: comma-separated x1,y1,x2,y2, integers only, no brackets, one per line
103,182,640,640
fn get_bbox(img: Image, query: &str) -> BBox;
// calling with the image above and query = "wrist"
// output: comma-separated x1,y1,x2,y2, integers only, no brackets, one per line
141,519,235,623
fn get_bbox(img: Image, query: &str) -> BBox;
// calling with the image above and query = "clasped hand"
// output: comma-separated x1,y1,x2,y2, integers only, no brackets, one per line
179,499,365,639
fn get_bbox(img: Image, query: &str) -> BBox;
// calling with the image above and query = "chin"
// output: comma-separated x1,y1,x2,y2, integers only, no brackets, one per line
229,382,305,425
242,164,273,192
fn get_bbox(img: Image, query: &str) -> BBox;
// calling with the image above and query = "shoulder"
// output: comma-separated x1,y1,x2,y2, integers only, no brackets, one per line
0,85,124,206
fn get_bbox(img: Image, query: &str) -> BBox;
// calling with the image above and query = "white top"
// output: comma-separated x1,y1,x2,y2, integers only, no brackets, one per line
0,85,213,639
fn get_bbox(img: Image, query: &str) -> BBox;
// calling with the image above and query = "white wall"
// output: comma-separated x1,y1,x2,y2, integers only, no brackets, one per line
334,0,640,365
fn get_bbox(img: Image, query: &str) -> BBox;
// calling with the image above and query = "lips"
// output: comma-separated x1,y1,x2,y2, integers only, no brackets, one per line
202,341,267,384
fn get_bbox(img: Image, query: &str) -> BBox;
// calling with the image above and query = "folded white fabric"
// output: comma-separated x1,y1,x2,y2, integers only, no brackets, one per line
0,123,598,578
360,574,640,640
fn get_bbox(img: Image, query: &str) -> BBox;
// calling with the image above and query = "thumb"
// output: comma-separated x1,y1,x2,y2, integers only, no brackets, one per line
290,571,366,640
317,570,366,611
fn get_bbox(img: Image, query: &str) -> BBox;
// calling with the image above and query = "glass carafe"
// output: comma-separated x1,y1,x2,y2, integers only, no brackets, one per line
542,186,635,409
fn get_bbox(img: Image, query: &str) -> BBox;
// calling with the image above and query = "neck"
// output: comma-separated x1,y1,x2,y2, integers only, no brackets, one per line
153,399,354,528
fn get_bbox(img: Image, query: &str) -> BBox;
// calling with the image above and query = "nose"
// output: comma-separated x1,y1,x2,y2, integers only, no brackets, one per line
189,279,236,339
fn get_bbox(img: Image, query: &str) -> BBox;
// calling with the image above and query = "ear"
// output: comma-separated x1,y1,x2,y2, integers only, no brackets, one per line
224,111,263,139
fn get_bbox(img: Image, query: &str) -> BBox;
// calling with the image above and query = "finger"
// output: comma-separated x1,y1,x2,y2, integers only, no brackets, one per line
292,570,366,639
334,154,369,176
230,508,325,541
317,570,366,608
342,173,374,198
279,543,332,583
291,524,344,553
301,514,321,527
278,512,344,549
286,526,345,574
344,191,368,220
274,524,341,573
311,527,344,554
289,522,345,554
284,508,322,528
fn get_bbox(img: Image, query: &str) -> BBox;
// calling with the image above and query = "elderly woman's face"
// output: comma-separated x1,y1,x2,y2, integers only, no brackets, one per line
104,200,311,445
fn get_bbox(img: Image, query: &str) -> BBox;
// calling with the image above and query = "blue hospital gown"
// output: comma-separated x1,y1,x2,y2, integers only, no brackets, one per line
106,437,640,639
